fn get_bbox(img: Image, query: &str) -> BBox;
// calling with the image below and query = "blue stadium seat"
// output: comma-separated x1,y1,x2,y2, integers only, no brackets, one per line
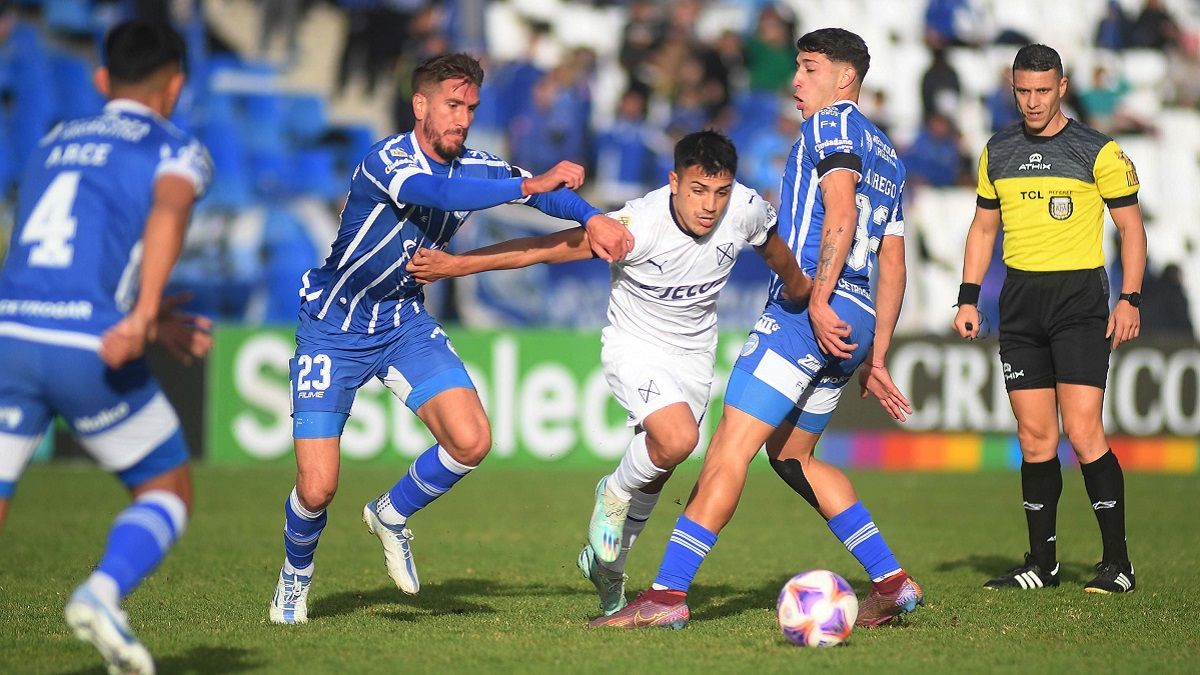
201,120,253,209
49,51,105,121
241,92,287,155
43,0,96,37
286,95,327,145
291,148,340,200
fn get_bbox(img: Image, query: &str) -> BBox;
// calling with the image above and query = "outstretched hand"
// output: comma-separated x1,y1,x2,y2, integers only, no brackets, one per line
523,161,586,195
154,293,213,366
585,213,633,262
859,361,912,422
407,247,461,284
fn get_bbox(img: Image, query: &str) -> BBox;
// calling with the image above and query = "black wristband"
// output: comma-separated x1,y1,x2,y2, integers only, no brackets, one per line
956,282,981,307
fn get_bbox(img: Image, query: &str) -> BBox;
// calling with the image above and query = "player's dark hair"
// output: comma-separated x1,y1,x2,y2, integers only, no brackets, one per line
1013,44,1063,78
412,53,485,94
674,130,738,177
795,28,870,83
103,19,186,86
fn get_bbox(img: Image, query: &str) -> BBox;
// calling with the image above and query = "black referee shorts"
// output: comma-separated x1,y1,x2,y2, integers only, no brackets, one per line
998,266,1111,391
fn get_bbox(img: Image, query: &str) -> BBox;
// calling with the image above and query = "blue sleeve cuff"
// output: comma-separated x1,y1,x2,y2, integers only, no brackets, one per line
527,188,602,225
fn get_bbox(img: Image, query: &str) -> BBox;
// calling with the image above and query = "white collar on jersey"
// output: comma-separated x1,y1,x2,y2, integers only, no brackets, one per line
829,99,860,109
104,98,164,121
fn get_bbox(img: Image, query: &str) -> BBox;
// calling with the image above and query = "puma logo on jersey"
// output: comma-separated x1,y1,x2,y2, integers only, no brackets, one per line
644,258,666,273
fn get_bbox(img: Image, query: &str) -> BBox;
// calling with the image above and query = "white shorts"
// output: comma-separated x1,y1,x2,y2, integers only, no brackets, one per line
601,327,714,427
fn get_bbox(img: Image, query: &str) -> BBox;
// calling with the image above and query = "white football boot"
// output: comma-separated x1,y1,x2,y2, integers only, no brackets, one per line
363,499,420,594
269,564,313,624
65,584,155,675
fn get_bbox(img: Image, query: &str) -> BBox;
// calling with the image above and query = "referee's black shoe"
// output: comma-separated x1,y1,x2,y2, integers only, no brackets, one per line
983,553,1060,590
1084,561,1136,594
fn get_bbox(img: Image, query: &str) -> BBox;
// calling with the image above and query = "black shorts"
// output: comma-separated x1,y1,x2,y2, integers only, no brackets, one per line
998,266,1111,391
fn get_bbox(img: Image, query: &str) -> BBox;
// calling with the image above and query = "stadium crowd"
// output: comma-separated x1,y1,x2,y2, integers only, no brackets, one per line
0,0,1196,337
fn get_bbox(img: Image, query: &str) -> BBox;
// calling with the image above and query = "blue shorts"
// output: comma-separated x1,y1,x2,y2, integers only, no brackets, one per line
290,309,475,431
725,292,876,433
0,331,187,497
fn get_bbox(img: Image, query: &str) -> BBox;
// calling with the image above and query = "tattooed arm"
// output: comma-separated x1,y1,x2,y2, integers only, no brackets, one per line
808,169,860,358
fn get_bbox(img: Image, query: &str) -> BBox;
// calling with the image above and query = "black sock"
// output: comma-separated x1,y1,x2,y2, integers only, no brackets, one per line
1081,449,1129,565
1021,456,1062,570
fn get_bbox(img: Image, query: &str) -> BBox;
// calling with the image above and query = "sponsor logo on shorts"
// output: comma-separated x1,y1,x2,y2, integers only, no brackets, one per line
0,406,22,429
74,401,130,433
740,332,760,356
1003,362,1025,381
818,374,850,385
798,354,822,373
754,314,780,335
1048,195,1073,220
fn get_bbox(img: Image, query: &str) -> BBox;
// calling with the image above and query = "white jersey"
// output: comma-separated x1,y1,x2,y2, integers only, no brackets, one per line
606,182,776,353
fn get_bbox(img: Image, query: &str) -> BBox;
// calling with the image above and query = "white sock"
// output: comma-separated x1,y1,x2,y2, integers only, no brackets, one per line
609,432,667,502
84,572,120,608
375,491,407,527
601,487,662,575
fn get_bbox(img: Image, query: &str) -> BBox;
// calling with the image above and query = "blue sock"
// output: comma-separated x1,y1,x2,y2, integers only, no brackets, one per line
94,491,187,599
653,515,718,593
284,487,326,570
389,444,473,517
828,501,901,582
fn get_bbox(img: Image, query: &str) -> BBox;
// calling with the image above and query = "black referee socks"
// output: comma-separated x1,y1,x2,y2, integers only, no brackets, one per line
1021,456,1062,570
1081,449,1129,565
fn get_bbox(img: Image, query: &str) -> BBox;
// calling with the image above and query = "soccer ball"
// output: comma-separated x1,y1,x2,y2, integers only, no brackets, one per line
776,570,858,647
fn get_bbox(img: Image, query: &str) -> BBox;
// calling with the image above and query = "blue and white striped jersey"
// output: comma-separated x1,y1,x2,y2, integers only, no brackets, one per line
0,100,212,340
298,132,591,338
772,100,905,301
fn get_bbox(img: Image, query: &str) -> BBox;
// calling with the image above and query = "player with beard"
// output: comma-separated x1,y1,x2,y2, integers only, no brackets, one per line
268,53,633,624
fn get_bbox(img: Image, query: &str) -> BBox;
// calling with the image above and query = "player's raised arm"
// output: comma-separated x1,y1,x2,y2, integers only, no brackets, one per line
406,227,593,283
755,231,812,305
99,174,198,368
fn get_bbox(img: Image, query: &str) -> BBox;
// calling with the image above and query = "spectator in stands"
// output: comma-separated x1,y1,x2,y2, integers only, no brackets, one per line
924,0,981,48
1095,0,1131,51
1129,0,1180,50
1142,263,1195,338
619,0,665,86
985,67,1021,132
1078,64,1154,135
921,46,962,121
258,0,315,64
508,70,588,174
901,111,971,187
594,86,665,207
860,88,894,139
744,3,796,95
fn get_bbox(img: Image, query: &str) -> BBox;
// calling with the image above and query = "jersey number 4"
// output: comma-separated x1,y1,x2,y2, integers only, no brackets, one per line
848,193,888,272
20,171,82,268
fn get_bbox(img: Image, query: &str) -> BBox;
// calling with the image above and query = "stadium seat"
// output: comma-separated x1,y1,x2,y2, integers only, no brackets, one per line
286,95,328,145
43,0,96,38
49,51,105,121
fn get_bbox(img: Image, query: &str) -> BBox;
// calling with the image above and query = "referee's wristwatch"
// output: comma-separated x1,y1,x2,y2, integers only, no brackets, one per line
1119,291,1142,308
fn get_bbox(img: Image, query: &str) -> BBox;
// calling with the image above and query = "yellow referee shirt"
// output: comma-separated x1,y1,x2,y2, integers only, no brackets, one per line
976,119,1139,272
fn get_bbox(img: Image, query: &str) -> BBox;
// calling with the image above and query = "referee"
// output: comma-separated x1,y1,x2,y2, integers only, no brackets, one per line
953,44,1146,594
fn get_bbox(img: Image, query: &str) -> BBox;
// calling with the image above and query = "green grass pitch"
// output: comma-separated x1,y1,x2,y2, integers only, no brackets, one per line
2,463,1196,674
